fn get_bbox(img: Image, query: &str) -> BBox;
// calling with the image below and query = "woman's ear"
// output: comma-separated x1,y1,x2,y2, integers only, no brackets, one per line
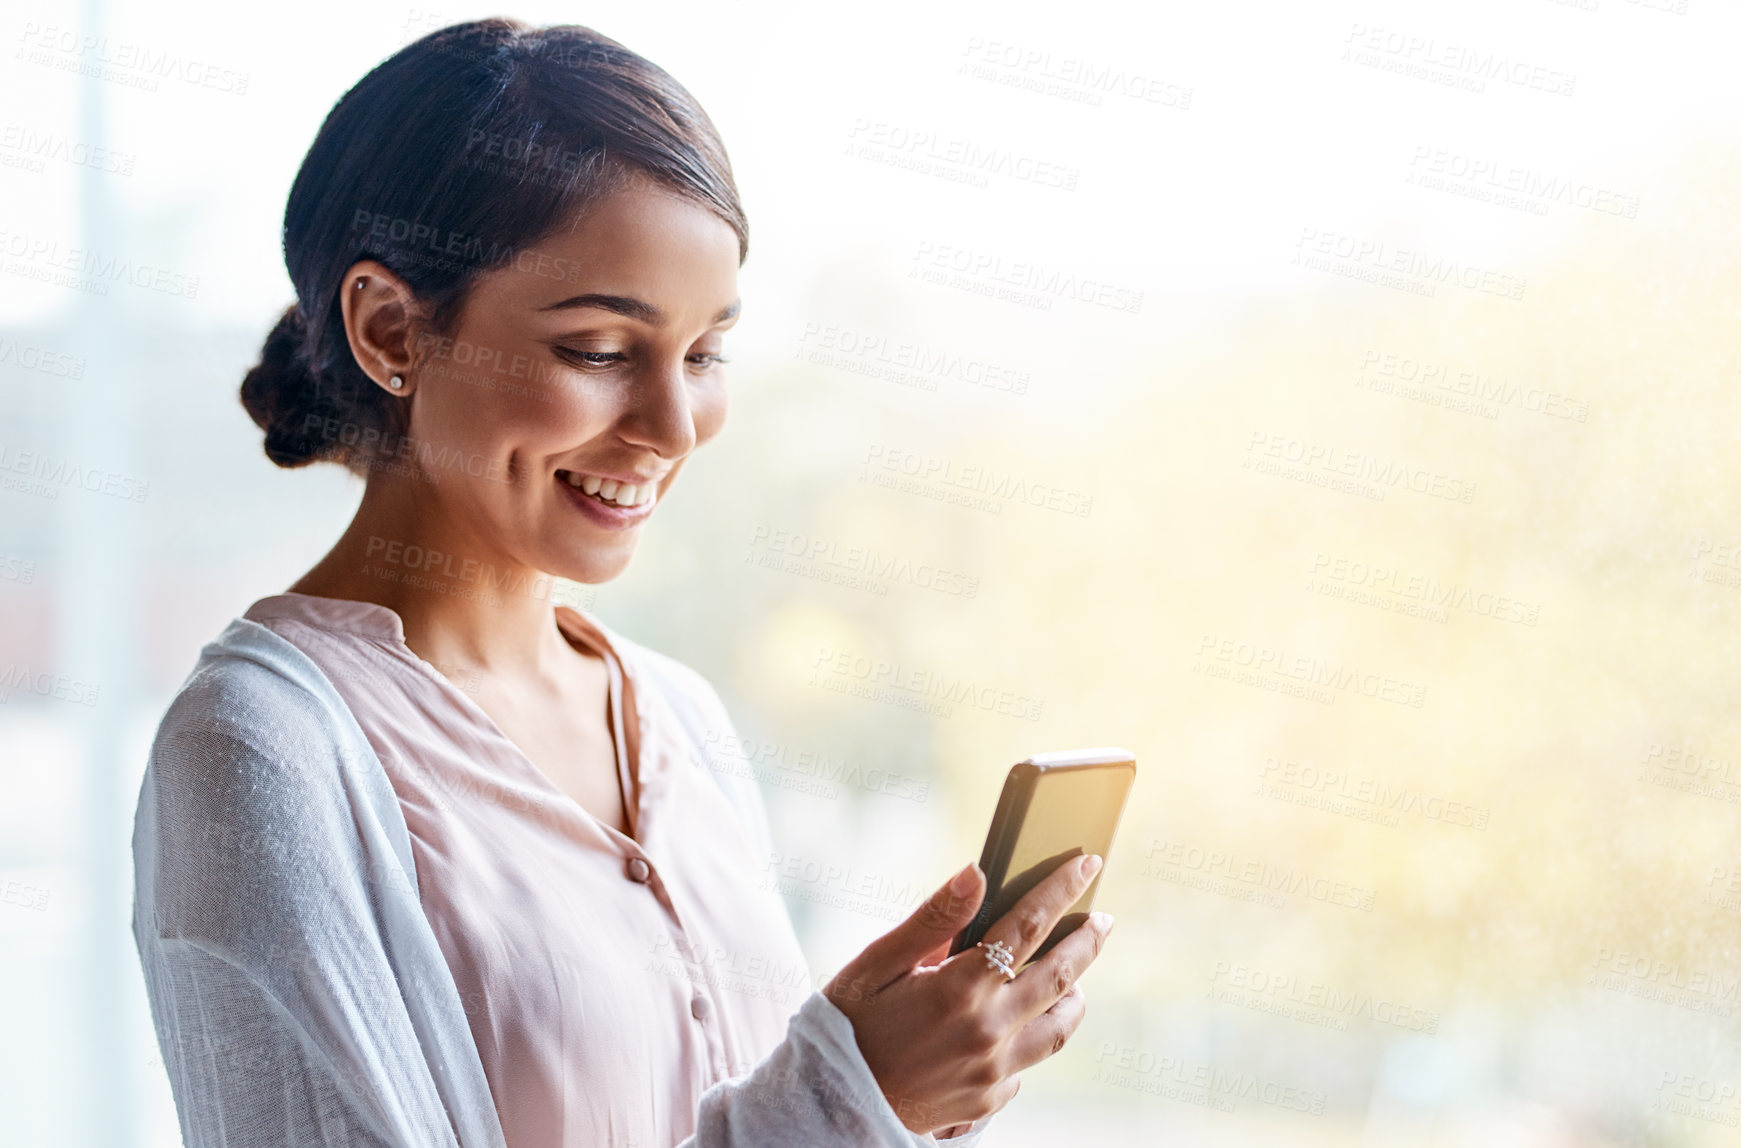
340,260,421,395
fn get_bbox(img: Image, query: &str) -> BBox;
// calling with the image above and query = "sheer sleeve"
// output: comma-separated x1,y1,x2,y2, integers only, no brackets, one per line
682,992,992,1147
132,626,505,1148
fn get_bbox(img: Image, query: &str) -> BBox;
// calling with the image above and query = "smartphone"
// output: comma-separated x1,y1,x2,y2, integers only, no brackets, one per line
949,747,1137,965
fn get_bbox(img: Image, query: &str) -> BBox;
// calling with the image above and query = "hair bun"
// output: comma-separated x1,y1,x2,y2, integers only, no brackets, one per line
246,19,744,477
240,305,329,468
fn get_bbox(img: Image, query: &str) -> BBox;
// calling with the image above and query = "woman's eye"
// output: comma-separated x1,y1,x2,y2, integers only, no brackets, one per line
556,348,624,367
553,347,729,369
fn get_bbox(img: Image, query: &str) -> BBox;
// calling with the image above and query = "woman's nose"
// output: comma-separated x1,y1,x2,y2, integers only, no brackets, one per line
614,360,699,459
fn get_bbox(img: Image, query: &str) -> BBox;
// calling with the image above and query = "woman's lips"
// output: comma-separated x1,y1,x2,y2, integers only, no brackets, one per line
555,471,656,528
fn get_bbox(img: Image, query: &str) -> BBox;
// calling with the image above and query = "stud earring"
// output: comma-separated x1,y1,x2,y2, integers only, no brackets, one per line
389,375,404,390
355,278,365,289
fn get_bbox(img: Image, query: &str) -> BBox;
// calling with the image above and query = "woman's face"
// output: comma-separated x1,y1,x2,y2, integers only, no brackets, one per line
394,174,741,584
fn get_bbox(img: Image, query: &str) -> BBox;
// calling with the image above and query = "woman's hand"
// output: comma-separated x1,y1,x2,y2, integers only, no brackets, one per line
822,855,1114,1135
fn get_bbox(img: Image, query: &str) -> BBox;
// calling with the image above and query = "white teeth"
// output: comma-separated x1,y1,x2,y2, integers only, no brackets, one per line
561,471,656,507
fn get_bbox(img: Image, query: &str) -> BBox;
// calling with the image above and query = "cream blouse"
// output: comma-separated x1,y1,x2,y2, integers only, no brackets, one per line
132,590,989,1147
244,592,825,1146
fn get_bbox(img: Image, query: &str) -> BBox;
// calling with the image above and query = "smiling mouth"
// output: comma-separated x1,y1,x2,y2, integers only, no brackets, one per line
555,469,658,509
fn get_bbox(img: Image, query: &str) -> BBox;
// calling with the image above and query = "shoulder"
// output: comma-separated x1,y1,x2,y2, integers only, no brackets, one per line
601,626,736,731
143,618,376,874
152,618,356,786
139,617,402,938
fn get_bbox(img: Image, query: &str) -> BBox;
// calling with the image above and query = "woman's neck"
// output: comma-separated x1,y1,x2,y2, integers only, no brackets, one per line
288,475,579,680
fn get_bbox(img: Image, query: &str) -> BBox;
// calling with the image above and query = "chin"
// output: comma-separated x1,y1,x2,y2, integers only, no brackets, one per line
556,550,635,589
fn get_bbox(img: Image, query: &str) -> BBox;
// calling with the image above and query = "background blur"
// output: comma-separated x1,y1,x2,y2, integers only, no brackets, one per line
3,0,1739,1144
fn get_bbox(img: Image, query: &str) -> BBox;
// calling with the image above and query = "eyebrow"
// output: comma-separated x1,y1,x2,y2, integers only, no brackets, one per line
537,292,741,325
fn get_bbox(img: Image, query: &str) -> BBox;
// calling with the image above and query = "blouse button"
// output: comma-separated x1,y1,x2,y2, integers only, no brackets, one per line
690,994,713,1022
625,856,651,883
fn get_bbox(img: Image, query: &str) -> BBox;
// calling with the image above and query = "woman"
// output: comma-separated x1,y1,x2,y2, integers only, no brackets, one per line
131,19,1113,1147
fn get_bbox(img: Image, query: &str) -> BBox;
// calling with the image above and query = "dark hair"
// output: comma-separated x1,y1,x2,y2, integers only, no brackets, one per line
240,19,747,472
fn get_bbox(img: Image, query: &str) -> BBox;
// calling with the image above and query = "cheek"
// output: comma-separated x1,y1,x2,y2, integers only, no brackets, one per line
441,367,606,451
537,374,625,442
693,377,729,445
417,323,588,445
412,381,529,458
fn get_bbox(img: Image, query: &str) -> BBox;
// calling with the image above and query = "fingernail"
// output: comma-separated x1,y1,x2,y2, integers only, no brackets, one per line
1081,854,1104,879
1090,911,1114,935
949,863,978,897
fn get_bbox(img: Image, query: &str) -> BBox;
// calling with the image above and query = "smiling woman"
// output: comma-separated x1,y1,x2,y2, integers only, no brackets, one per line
131,17,1112,1148
309,176,742,590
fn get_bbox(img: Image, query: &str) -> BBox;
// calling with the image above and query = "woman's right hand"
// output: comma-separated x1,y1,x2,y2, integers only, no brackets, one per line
822,854,1114,1135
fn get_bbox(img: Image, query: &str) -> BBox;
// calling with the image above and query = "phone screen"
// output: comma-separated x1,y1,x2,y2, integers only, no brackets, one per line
954,754,1135,961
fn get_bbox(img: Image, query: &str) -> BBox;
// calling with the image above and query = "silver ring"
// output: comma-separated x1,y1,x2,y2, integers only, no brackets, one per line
978,939,1016,981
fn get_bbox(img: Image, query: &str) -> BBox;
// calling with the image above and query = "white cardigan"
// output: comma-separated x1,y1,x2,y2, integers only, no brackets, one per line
131,613,991,1147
